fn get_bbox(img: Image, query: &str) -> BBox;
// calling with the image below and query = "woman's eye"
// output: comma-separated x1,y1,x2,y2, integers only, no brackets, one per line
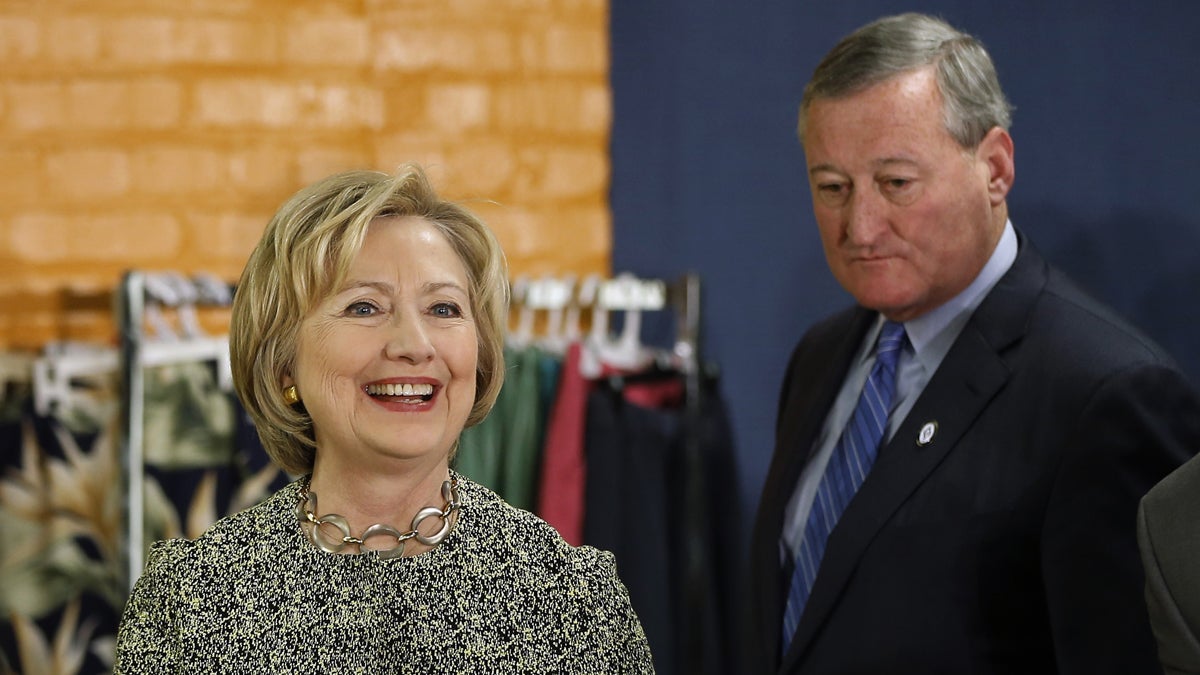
431,302,462,318
346,301,378,317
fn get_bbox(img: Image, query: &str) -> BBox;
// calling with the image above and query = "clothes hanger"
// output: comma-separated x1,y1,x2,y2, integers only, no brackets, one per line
533,275,575,355
587,273,666,374
32,341,120,417
508,275,535,349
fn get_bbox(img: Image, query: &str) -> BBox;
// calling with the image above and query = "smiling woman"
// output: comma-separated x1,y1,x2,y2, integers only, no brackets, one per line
111,164,654,673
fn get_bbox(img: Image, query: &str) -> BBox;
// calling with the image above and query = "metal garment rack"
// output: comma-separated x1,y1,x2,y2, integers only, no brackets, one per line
520,270,705,667
116,270,235,588
670,272,708,675
585,271,709,674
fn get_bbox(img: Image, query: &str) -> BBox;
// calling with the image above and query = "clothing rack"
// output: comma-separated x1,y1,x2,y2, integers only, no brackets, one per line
116,270,236,588
510,271,709,674
510,272,699,370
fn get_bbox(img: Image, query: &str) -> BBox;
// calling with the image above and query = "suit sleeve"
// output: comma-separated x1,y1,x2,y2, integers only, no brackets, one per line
1040,363,1200,675
1138,486,1200,675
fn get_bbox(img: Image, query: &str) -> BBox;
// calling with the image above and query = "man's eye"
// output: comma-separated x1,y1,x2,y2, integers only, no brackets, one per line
816,183,849,205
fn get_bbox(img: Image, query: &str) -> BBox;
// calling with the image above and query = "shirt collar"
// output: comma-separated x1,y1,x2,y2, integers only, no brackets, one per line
898,220,1018,368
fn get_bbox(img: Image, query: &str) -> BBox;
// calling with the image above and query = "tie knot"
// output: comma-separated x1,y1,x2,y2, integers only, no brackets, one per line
877,320,906,360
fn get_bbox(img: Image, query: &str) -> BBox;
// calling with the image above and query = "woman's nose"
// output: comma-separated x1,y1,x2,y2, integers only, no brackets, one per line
383,314,435,363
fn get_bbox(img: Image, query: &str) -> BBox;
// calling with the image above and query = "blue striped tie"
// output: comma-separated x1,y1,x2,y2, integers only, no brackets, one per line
781,320,906,654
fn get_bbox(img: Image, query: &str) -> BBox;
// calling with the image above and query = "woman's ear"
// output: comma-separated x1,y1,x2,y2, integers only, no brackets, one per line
977,126,1015,206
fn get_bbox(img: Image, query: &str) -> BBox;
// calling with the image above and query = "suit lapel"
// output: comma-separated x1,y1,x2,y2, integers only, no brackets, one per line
782,236,1048,669
751,308,874,668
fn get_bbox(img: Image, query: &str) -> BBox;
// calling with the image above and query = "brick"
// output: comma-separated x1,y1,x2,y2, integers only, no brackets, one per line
0,149,42,203
5,83,67,131
446,0,554,16
194,79,278,126
44,17,103,63
131,146,226,195
105,17,175,64
130,79,183,128
495,80,610,133
10,213,180,263
372,133,448,178
282,17,369,66
173,18,278,65
195,80,382,129
4,314,63,350
523,145,608,200
67,79,181,129
378,86,427,134
541,25,607,73
0,16,39,62
577,81,611,133
425,83,490,131
446,142,518,196
473,203,543,261
375,27,515,73
540,205,609,258
60,311,118,345
67,81,132,129
44,150,131,201
296,147,368,183
227,145,299,197
474,202,611,277
293,84,383,128
182,212,271,262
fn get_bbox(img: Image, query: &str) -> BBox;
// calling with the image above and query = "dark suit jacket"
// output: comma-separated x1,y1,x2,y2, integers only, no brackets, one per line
1138,451,1200,675
749,236,1200,674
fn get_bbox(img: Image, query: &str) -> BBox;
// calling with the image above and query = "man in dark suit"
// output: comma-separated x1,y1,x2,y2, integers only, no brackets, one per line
1139,452,1200,674
748,12,1200,674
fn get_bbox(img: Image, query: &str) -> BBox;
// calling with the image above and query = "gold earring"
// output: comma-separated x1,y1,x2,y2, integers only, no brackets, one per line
283,385,300,405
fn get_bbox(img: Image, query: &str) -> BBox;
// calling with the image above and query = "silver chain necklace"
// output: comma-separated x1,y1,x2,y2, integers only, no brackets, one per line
295,478,460,560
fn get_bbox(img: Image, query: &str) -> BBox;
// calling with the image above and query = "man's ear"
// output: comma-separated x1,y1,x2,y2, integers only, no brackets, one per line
978,126,1015,206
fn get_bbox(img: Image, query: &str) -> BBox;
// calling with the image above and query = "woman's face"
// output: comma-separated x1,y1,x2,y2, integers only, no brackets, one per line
285,216,478,472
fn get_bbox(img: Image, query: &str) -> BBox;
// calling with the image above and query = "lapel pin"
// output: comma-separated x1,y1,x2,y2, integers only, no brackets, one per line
917,421,938,446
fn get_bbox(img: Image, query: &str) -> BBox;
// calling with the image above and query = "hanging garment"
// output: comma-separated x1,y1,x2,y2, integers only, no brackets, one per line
455,345,552,510
0,380,123,674
535,341,590,545
583,371,741,675
0,355,285,674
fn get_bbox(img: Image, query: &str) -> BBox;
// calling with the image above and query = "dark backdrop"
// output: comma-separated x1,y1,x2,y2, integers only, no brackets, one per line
609,1,1200,538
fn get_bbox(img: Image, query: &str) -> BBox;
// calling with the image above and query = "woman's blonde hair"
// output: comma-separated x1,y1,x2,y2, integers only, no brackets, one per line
229,163,509,475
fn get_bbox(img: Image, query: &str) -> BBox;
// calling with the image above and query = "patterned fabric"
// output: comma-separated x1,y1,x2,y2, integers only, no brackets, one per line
0,357,282,674
782,320,906,651
113,473,654,674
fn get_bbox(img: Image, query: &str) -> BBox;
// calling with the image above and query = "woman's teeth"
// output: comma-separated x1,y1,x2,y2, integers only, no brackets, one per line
366,383,434,397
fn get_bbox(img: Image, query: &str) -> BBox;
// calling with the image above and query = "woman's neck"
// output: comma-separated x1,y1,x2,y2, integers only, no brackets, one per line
306,454,453,555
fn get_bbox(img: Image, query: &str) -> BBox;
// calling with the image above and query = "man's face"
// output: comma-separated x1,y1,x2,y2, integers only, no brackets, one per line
802,67,1011,322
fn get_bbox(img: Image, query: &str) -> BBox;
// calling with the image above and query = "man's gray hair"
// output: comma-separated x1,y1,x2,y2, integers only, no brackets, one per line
798,13,1014,148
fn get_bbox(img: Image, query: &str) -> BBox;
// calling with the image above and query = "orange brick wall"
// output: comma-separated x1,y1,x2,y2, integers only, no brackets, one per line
0,0,611,350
